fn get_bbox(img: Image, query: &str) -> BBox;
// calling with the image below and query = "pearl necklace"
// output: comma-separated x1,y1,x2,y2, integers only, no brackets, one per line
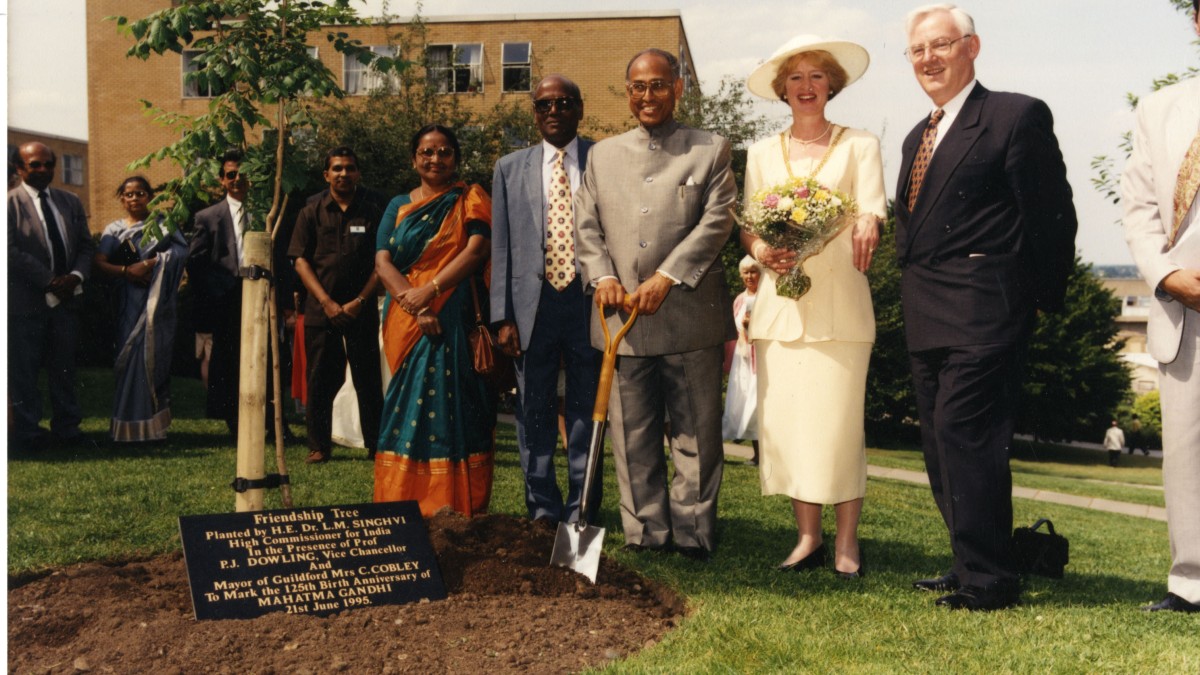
790,121,832,146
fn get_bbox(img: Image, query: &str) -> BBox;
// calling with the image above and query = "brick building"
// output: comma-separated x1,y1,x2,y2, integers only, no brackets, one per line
86,3,696,229
7,128,90,219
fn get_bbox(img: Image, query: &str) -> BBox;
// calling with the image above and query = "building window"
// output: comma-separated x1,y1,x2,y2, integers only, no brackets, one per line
501,42,531,93
61,154,84,186
344,45,399,95
182,50,229,98
427,43,483,93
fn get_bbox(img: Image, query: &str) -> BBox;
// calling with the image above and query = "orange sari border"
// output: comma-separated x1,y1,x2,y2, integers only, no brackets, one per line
374,451,494,517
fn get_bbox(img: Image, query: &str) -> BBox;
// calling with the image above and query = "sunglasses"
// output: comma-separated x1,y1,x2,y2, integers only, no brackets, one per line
532,97,579,114
122,190,149,199
27,160,56,170
416,147,455,158
223,170,243,180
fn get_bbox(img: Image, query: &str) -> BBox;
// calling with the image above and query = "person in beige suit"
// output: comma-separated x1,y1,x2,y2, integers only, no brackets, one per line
1121,0,1200,614
574,48,738,561
740,35,885,578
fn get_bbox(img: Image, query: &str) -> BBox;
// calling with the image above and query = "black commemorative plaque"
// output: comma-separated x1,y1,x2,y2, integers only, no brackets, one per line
179,501,445,620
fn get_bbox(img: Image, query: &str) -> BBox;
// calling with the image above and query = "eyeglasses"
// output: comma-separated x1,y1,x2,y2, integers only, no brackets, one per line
121,190,149,199
626,80,674,98
533,97,579,114
26,160,56,170
223,170,242,180
904,35,972,62
416,147,455,158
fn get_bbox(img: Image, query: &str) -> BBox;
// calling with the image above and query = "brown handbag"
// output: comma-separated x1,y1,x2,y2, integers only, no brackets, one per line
467,278,496,375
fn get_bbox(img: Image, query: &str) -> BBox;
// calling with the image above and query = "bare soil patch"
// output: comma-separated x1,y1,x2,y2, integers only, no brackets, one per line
8,511,685,674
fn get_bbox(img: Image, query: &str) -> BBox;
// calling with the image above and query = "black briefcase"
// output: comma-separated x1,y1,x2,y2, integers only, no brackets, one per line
1012,518,1069,578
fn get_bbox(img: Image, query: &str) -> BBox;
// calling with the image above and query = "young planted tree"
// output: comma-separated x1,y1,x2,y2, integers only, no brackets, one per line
112,0,406,509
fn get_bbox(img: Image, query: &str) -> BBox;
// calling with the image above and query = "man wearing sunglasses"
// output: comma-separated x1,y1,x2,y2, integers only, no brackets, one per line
189,148,288,439
491,75,603,525
7,141,96,449
575,50,738,561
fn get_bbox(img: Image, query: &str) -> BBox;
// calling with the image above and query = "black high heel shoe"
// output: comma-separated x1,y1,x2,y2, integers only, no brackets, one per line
835,550,866,580
777,543,827,572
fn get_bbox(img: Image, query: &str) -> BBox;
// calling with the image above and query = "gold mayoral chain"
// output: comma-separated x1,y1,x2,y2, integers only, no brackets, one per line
780,125,846,181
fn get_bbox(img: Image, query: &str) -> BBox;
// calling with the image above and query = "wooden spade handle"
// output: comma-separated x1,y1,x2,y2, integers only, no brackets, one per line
592,298,638,423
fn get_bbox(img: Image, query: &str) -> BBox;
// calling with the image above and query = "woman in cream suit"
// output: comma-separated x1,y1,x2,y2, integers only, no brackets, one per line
741,35,885,577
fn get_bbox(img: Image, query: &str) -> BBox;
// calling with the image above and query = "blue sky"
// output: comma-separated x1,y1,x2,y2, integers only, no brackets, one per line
7,0,1199,265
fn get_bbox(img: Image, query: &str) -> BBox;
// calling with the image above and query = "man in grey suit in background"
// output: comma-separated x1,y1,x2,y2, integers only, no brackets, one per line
7,141,96,449
1120,0,1200,614
575,49,737,561
491,75,603,525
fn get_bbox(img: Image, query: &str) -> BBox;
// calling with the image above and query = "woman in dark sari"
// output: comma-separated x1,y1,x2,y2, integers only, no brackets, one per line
93,176,189,441
374,124,495,516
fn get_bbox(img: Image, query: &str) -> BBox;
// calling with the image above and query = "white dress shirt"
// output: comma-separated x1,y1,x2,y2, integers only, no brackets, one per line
930,78,977,155
227,194,247,267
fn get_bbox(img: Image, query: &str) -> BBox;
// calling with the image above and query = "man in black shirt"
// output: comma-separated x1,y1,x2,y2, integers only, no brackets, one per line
289,146,383,464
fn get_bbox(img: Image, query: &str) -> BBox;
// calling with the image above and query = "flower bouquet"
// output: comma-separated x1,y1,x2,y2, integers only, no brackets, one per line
741,176,857,298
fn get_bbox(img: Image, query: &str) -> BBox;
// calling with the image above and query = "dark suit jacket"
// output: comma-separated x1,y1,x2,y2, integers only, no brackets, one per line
7,185,95,315
188,199,242,333
490,139,592,351
894,83,1077,352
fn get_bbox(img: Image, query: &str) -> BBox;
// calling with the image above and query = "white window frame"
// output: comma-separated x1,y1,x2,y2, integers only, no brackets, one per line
343,45,400,95
61,154,84,186
182,50,228,98
501,42,531,93
427,43,484,94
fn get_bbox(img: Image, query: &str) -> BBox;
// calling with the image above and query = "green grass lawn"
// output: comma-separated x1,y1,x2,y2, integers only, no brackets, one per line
8,369,1198,673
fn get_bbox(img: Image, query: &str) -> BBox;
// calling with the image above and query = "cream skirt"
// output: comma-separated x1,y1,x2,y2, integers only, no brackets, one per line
756,339,871,504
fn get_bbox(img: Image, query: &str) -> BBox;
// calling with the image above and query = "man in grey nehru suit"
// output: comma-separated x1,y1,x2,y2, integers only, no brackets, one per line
1120,0,1200,614
574,48,737,561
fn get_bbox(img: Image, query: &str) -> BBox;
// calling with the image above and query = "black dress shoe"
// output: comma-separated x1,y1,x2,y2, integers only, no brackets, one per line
835,551,866,580
913,572,960,593
935,586,1019,611
676,546,711,562
1142,593,1200,613
778,544,827,572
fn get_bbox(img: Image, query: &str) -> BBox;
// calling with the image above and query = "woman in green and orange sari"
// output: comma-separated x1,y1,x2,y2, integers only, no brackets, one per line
374,124,495,517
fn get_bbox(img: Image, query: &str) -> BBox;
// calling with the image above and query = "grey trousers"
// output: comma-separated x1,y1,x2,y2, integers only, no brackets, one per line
607,346,724,551
1160,306,1200,604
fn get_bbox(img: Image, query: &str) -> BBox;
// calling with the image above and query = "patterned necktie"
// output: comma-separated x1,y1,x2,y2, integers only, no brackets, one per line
545,149,576,290
1170,129,1200,248
907,108,945,212
38,190,69,275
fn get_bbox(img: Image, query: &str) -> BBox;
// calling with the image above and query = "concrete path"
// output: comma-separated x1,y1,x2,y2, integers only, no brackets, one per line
497,415,1165,523
721,441,1167,522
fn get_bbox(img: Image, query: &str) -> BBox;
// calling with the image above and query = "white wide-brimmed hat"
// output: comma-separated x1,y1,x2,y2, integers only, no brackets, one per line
746,34,870,101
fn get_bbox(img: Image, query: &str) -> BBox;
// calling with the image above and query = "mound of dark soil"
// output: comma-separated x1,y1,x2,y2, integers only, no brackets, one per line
8,511,685,674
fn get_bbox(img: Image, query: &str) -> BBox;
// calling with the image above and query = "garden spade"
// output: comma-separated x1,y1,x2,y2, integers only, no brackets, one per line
550,300,638,583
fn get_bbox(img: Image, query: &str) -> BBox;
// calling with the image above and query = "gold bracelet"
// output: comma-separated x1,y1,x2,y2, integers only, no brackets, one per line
121,265,128,277
431,278,441,296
